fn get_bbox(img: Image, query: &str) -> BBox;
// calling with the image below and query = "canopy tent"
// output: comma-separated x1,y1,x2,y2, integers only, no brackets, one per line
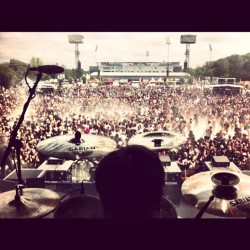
157,77,164,83
149,77,156,83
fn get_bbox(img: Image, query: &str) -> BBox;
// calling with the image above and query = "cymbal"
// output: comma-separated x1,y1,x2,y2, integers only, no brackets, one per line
54,195,104,218
181,171,250,218
128,131,186,150
0,188,60,218
37,134,117,160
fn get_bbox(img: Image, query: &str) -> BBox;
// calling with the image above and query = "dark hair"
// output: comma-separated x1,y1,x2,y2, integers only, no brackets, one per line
95,145,165,218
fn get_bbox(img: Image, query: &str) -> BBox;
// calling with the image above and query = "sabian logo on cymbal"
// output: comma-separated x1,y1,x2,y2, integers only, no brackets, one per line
69,146,95,151
230,197,250,207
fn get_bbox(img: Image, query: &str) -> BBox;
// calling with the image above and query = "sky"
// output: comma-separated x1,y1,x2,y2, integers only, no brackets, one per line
1,32,250,71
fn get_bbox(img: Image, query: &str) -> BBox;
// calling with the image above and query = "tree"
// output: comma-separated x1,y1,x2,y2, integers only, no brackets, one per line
29,57,43,67
9,59,29,84
212,59,230,77
0,63,15,89
226,54,242,80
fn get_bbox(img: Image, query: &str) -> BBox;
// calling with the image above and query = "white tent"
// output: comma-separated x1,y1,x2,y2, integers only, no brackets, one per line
157,77,164,83
149,77,156,83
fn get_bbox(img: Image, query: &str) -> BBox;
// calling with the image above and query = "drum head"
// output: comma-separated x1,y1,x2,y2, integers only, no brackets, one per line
160,196,178,218
54,194,104,218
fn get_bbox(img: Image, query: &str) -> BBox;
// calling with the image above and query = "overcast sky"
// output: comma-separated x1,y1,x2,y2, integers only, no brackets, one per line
0,32,250,71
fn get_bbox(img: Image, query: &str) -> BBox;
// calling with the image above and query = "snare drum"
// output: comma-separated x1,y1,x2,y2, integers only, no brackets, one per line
160,196,178,218
53,194,104,218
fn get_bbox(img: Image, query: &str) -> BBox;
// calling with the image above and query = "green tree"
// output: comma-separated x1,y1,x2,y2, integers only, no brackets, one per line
29,57,43,67
226,54,242,81
211,59,230,77
9,59,29,84
0,63,15,88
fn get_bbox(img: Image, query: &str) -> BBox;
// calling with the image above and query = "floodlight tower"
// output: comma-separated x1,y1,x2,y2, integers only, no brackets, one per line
165,37,171,83
180,34,197,72
68,34,84,71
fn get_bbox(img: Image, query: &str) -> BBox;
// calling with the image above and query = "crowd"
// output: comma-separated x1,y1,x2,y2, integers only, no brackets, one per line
0,82,250,178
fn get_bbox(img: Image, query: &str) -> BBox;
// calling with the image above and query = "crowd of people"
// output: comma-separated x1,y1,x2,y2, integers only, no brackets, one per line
0,82,250,179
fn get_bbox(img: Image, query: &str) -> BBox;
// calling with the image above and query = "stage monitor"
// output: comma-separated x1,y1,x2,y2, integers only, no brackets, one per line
4,169,46,182
211,156,230,167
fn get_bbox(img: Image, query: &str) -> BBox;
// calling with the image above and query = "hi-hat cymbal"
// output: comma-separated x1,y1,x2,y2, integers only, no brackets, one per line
181,171,250,218
128,131,186,150
0,188,60,218
37,134,117,160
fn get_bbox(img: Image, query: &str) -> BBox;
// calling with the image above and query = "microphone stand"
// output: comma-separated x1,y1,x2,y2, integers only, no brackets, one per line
12,139,24,201
0,71,42,179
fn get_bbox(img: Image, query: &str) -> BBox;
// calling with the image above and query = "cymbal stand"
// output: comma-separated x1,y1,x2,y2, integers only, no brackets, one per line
195,195,214,219
86,158,99,167
0,71,42,179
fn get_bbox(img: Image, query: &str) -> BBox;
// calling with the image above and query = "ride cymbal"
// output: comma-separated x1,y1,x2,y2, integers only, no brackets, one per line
0,188,60,218
181,171,250,218
37,134,117,160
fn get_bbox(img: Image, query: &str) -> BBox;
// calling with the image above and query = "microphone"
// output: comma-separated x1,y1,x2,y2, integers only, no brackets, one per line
29,65,64,74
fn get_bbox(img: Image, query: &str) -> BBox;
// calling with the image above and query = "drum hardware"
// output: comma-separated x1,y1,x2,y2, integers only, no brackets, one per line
182,171,250,218
53,194,104,219
195,195,215,219
57,179,93,201
53,190,178,219
53,179,104,219
71,158,97,181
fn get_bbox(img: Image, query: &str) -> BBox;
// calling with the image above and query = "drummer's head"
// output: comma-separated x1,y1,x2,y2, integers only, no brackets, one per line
95,145,165,218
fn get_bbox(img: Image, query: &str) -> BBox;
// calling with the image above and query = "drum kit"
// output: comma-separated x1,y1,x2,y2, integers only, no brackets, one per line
0,132,117,219
0,131,250,219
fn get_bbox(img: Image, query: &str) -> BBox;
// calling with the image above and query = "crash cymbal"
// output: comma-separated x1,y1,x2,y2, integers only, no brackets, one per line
128,131,186,150
37,133,117,160
0,188,60,218
181,171,250,218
